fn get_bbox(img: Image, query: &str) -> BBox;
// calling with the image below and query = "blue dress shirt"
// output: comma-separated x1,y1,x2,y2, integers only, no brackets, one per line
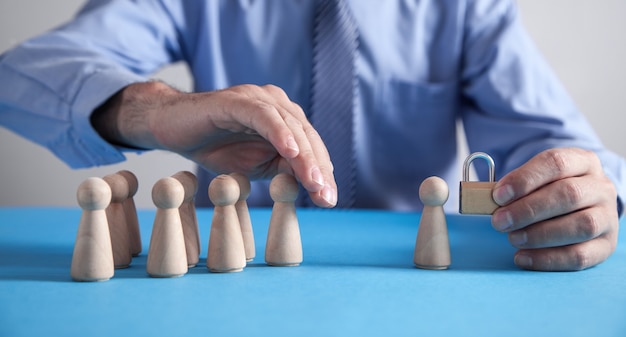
0,0,624,212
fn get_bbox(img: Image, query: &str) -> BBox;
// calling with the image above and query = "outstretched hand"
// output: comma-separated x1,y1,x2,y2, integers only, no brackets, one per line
92,82,337,207
491,148,619,271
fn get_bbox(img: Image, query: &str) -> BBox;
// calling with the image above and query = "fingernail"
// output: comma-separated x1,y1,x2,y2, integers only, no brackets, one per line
492,210,513,231
515,253,533,268
311,167,324,187
286,136,299,154
509,231,527,246
493,184,515,205
321,184,337,207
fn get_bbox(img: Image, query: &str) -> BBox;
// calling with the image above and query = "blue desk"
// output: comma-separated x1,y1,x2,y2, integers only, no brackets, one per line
0,207,624,337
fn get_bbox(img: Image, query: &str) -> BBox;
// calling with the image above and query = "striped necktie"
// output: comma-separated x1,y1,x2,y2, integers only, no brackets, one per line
309,0,359,208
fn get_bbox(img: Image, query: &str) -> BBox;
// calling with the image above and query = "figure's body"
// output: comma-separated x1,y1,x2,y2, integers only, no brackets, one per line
207,175,247,273
172,171,201,268
71,177,114,282
414,176,451,270
147,177,188,278
102,173,132,269
266,173,303,267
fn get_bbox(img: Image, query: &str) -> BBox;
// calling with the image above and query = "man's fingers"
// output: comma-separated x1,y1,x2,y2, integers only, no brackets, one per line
297,114,337,207
278,113,325,191
493,148,602,206
513,233,617,271
492,175,614,232
270,94,337,207
507,208,614,249
220,85,337,207
239,102,301,159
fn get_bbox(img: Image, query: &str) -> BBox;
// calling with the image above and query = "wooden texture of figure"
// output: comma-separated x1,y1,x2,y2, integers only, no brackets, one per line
207,175,246,273
172,171,201,268
146,177,188,278
103,173,132,269
230,173,255,262
414,176,451,270
265,173,302,267
71,177,114,282
118,170,142,257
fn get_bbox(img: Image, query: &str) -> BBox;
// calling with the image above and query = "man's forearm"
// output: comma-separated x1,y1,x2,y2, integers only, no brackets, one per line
90,81,178,150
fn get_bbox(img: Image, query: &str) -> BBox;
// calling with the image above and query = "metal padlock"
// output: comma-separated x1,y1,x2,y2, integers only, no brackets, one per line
459,152,498,215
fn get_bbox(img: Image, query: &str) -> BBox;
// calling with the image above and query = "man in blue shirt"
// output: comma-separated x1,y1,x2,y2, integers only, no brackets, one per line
0,0,624,272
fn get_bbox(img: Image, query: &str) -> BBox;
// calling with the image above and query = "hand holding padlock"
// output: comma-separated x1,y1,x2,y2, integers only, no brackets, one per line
459,152,499,215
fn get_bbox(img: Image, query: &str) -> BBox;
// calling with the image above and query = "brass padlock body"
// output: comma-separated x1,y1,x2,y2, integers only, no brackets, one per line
459,181,498,214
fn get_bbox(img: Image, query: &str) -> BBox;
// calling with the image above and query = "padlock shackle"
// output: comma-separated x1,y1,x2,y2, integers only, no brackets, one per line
463,152,495,182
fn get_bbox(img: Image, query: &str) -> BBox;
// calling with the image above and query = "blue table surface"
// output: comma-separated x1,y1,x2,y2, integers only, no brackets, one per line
0,207,624,337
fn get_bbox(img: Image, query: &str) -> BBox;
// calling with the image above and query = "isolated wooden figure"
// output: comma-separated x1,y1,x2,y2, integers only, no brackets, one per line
207,175,246,273
70,177,114,282
230,172,255,262
172,171,201,268
265,173,302,267
103,173,132,269
118,170,142,257
414,176,451,270
146,177,188,278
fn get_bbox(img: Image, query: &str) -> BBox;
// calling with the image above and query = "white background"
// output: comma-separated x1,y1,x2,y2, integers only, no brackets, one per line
0,0,624,208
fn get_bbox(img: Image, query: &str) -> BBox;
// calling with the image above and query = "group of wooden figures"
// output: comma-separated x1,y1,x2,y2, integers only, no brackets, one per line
70,171,303,282
71,153,498,281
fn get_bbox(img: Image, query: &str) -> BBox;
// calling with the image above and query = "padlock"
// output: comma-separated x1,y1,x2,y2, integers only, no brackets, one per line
459,152,498,215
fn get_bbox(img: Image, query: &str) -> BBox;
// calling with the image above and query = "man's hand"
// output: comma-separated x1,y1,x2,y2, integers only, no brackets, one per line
491,148,619,271
91,81,337,207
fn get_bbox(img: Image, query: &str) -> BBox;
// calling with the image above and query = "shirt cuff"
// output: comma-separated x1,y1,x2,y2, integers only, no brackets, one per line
66,68,147,168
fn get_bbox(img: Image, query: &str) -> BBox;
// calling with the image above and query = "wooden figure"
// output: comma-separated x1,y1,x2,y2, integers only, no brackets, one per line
102,173,132,269
172,171,201,268
207,174,246,273
117,170,142,257
265,173,302,267
146,177,188,278
230,172,255,262
70,177,114,282
414,176,451,270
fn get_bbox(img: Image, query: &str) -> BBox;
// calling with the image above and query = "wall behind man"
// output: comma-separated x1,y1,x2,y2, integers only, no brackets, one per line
0,0,624,208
